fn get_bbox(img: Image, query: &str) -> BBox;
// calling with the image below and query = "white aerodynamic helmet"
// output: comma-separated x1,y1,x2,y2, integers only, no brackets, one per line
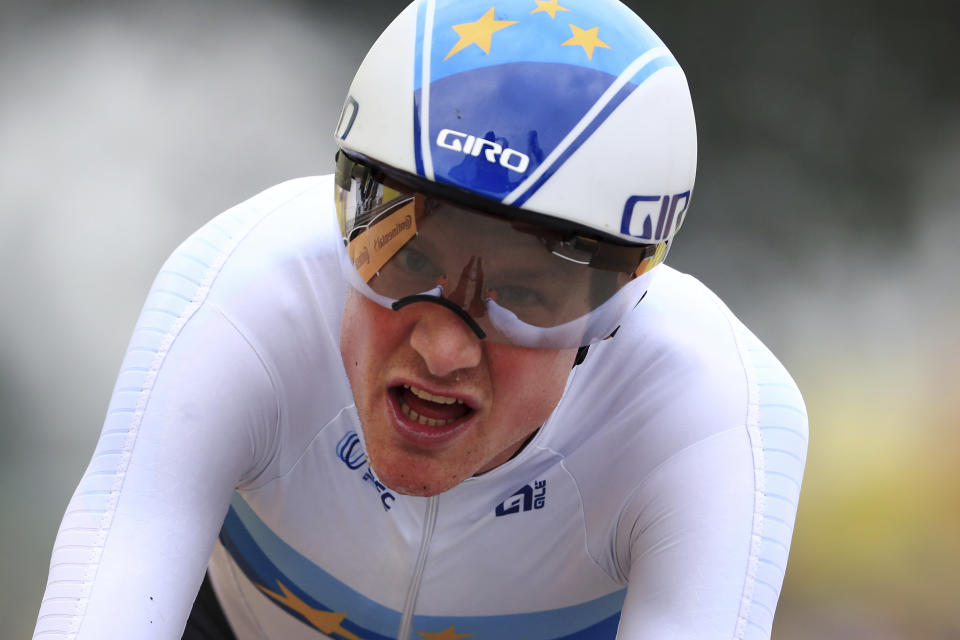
334,0,697,350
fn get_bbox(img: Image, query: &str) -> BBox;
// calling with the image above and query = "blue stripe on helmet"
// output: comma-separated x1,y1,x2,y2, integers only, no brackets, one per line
509,54,677,208
422,62,617,199
414,0,669,186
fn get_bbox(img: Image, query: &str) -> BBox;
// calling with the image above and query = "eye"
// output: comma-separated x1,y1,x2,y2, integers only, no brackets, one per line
397,246,439,275
491,284,543,308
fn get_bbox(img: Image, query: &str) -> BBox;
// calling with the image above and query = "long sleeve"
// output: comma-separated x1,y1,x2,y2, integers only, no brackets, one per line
615,325,808,639
33,203,282,639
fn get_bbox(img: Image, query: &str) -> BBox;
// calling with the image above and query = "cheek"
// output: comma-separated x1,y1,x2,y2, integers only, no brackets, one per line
339,291,363,376
340,290,388,386
489,347,577,422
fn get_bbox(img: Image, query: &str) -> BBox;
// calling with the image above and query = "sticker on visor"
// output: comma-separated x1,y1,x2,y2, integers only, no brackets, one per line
347,199,418,282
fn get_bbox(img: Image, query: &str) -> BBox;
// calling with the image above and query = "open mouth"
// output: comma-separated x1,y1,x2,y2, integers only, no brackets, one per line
390,384,475,428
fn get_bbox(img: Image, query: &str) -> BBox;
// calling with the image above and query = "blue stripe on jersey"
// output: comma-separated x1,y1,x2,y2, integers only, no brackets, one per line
410,597,624,639
220,493,626,639
220,495,400,640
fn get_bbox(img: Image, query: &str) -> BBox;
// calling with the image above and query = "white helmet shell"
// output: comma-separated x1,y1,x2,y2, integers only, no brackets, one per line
336,0,697,246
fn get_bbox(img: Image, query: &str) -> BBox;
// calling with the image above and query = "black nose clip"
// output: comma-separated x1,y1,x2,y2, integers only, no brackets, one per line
391,295,487,340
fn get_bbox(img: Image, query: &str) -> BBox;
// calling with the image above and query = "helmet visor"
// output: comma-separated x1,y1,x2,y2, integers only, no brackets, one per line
335,152,666,348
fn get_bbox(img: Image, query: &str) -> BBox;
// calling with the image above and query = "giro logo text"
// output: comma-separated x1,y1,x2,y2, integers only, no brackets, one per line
336,431,396,511
621,191,691,242
495,480,546,517
437,129,531,174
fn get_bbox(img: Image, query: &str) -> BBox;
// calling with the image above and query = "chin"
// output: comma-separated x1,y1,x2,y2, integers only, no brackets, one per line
366,448,471,498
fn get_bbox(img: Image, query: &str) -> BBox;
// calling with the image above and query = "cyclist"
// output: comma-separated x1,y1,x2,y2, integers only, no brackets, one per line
34,1,807,638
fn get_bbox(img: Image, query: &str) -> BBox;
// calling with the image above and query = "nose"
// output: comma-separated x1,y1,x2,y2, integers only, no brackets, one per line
445,256,486,318
408,302,483,378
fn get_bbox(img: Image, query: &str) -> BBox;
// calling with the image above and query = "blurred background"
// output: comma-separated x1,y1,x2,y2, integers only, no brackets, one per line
1,0,957,637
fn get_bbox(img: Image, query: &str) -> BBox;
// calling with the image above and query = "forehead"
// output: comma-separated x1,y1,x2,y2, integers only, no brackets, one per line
409,196,609,285
417,197,557,253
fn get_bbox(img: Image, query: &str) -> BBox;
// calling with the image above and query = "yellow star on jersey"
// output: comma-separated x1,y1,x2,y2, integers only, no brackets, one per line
257,580,366,640
417,626,475,640
444,7,519,60
530,0,570,19
562,24,611,59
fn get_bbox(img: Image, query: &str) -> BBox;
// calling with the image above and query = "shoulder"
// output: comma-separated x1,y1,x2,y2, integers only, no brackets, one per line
177,175,338,281
620,266,752,375
157,175,344,331
553,267,757,440
538,266,807,584
545,264,806,479
624,266,806,428
141,175,354,481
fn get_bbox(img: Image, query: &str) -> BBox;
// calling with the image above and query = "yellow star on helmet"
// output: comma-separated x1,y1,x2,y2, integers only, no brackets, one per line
530,0,570,19
562,24,611,60
417,626,475,640
444,7,519,61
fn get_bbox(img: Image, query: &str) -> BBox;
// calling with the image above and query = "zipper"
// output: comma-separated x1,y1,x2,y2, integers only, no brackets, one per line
397,495,439,640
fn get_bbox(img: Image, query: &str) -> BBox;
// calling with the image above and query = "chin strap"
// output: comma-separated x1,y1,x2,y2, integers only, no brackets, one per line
574,291,649,368
574,325,619,367
573,346,590,367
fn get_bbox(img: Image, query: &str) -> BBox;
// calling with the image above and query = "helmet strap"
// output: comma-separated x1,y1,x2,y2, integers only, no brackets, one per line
574,346,590,367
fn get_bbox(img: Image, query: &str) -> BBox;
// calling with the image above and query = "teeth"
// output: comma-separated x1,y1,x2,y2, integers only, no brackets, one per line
404,384,462,405
400,398,457,427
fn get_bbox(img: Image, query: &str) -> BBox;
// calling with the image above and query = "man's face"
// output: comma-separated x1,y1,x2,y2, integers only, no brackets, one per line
340,288,577,497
